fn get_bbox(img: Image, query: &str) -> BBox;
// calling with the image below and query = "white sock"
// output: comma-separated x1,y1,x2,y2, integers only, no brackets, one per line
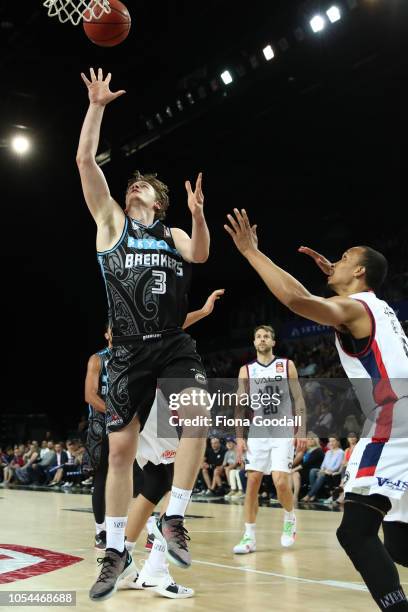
145,539,167,575
95,521,105,535
125,540,136,553
146,515,156,533
106,516,127,553
165,486,191,518
245,523,256,539
284,509,295,521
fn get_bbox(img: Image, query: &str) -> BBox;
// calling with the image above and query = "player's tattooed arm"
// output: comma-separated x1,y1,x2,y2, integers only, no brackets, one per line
225,208,368,331
182,289,225,329
85,354,106,414
172,173,210,263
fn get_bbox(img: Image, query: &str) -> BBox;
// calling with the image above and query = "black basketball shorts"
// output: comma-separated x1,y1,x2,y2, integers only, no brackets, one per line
83,412,107,472
105,330,207,434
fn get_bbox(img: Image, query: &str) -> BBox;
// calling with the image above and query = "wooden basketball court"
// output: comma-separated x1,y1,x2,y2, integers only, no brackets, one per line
1,488,406,611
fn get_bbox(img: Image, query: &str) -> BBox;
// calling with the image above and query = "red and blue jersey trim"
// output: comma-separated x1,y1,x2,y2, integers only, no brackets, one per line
335,296,400,481
355,340,398,478
337,299,399,478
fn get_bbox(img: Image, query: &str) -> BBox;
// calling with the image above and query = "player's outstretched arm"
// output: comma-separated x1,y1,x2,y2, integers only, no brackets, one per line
172,173,210,263
76,68,125,228
182,289,225,329
224,208,366,328
85,354,106,414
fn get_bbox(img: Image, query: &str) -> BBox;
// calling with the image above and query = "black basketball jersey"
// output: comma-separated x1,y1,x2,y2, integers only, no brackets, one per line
97,216,192,338
88,346,111,420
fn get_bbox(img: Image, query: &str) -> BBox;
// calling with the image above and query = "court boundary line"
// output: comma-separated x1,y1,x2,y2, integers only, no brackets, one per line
191,559,368,592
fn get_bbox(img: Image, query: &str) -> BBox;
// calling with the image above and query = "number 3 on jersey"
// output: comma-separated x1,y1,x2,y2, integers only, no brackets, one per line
152,270,167,294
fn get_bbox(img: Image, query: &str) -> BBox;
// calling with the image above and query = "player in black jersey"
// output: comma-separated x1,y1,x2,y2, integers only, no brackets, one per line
84,290,223,599
77,68,211,602
83,328,111,551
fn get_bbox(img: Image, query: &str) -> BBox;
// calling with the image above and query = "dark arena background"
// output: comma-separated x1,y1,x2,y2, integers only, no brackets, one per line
0,1,407,610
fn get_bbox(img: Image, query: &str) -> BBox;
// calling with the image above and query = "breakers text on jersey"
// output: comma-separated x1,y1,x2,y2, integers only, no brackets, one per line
97,217,191,337
124,252,183,276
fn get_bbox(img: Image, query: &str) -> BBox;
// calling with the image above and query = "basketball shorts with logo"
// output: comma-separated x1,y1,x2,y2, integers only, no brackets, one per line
136,389,179,468
344,398,408,507
105,330,207,434
246,437,294,474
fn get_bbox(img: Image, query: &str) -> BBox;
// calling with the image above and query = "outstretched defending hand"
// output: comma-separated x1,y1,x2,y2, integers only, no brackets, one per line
202,289,225,316
185,172,204,219
298,246,334,276
224,208,258,257
81,68,126,106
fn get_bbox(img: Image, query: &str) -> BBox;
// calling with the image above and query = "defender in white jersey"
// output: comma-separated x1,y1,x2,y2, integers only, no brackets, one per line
225,206,408,612
233,325,306,554
334,290,408,512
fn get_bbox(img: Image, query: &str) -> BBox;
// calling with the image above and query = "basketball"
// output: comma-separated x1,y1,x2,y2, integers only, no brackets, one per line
83,0,131,47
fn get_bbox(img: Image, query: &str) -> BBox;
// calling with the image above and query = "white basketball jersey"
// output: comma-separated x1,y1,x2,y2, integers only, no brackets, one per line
246,357,293,419
335,292,408,389
336,291,408,412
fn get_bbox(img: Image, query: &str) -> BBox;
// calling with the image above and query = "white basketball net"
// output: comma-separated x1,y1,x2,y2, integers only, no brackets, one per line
43,0,111,26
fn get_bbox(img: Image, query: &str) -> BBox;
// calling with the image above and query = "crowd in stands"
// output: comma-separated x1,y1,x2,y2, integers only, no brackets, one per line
194,432,360,506
0,438,90,489
202,334,350,383
1,431,359,511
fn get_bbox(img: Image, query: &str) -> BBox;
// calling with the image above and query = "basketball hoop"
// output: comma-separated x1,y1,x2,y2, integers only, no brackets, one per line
43,0,111,26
